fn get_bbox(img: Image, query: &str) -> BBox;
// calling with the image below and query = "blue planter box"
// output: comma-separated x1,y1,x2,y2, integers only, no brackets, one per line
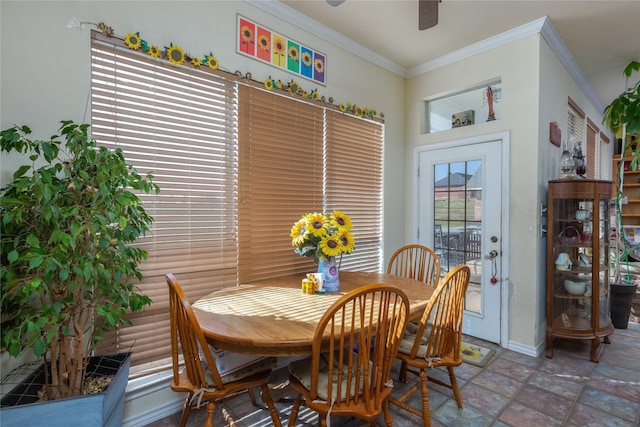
0,353,131,427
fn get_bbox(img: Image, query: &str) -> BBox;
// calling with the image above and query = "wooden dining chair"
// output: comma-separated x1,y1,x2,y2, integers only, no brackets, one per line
287,284,410,427
166,273,282,427
387,244,442,382
386,244,441,288
388,264,470,427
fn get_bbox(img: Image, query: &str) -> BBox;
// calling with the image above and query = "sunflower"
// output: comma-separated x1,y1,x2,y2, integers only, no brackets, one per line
354,106,363,117
258,34,270,52
460,343,483,360
124,32,142,50
339,104,347,113
274,39,286,56
264,77,274,91
331,210,352,230
290,218,310,246
288,45,299,62
190,57,201,67
240,25,254,44
320,235,342,257
275,80,283,90
291,211,355,260
314,58,325,74
288,81,300,95
309,90,319,101
337,230,355,254
148,45,161,58
301,51,312,67
166,44,185,65
307,212,329,236
204,54,219,70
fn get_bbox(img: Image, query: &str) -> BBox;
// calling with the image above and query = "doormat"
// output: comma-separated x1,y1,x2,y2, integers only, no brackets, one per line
461,341,495,367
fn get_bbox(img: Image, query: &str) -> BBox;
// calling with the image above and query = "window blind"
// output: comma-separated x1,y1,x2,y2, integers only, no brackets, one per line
90,32,384,376
237,85,325,281
600,133,611,180
586,118,598,179
568,97,585,144
91,35,238,374
567,97,588,180
326,111,383,272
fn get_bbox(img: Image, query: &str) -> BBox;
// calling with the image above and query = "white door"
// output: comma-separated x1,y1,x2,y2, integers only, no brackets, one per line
417,135,506,344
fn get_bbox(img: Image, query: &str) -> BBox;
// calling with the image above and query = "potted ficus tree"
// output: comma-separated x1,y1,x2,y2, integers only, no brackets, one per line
603,60,640,328
0,121,158,425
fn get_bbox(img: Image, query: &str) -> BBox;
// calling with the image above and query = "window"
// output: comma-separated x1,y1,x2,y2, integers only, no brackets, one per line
237,85,325,282
91,34,239,372
90,32,383,375
567,97,585,143
426,82,501,134
599,132,611,180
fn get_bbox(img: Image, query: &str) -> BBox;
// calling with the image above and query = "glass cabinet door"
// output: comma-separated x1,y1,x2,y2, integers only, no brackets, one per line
546,180,613,363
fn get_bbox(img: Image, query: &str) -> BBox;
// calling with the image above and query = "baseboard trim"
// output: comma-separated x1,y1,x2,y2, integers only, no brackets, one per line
507,339,544,358
122,398,183,427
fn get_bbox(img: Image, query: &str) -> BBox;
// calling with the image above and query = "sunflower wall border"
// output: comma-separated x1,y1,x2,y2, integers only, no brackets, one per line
237,15,326,86
94,23,382,121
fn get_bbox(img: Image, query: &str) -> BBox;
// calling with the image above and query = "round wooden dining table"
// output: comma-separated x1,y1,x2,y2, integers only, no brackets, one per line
192,271,434,357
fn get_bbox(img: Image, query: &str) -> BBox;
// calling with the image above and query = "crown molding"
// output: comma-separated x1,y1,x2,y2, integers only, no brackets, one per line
538,17,604,113
406,17,547,77
246,1,602,111
245,0,405,76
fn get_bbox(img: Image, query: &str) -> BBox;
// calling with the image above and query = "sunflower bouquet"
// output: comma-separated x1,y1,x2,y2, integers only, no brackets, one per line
290,210,355,261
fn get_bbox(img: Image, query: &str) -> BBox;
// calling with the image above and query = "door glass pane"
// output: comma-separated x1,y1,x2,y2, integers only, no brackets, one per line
433,160,483,314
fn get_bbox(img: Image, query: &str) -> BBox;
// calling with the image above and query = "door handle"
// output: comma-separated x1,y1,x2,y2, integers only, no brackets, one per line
484,250,498,260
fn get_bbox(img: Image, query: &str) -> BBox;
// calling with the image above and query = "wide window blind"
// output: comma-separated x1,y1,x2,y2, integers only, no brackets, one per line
91,34,238,374
326,111,383,272
238,86,324,281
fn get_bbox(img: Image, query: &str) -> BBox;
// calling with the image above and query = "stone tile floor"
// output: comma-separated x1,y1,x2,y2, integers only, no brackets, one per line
147,322,640,426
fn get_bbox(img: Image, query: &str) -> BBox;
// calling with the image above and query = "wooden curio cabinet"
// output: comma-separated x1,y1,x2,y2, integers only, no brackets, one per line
546,179,614,362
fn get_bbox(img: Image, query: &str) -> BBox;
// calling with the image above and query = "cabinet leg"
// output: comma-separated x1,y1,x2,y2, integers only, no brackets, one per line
545,334,553,359
604,335,611,345
590,338,601,363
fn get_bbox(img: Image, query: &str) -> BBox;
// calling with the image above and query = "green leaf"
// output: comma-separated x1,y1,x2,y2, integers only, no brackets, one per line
26,234,40,248
33,339,45,357
12,165,30,179
7,250,19,263
29,255,44,269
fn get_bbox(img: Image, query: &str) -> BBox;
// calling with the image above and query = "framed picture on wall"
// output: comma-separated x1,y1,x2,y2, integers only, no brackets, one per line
452,110,475,128
237,15,326,86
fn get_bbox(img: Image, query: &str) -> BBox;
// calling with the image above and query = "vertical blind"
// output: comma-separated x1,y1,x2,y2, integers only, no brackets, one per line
90,32,384,375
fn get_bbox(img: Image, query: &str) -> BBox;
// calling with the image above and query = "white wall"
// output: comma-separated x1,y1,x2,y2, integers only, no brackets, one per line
537,38,611,346
0,1,406,264
0,1,405,423
1,1,610,422
405,28,608,352
406,34,542,350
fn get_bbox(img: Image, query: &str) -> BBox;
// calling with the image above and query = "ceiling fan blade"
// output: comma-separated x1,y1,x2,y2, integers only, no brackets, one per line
326,0,346,6
419,0,439,30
